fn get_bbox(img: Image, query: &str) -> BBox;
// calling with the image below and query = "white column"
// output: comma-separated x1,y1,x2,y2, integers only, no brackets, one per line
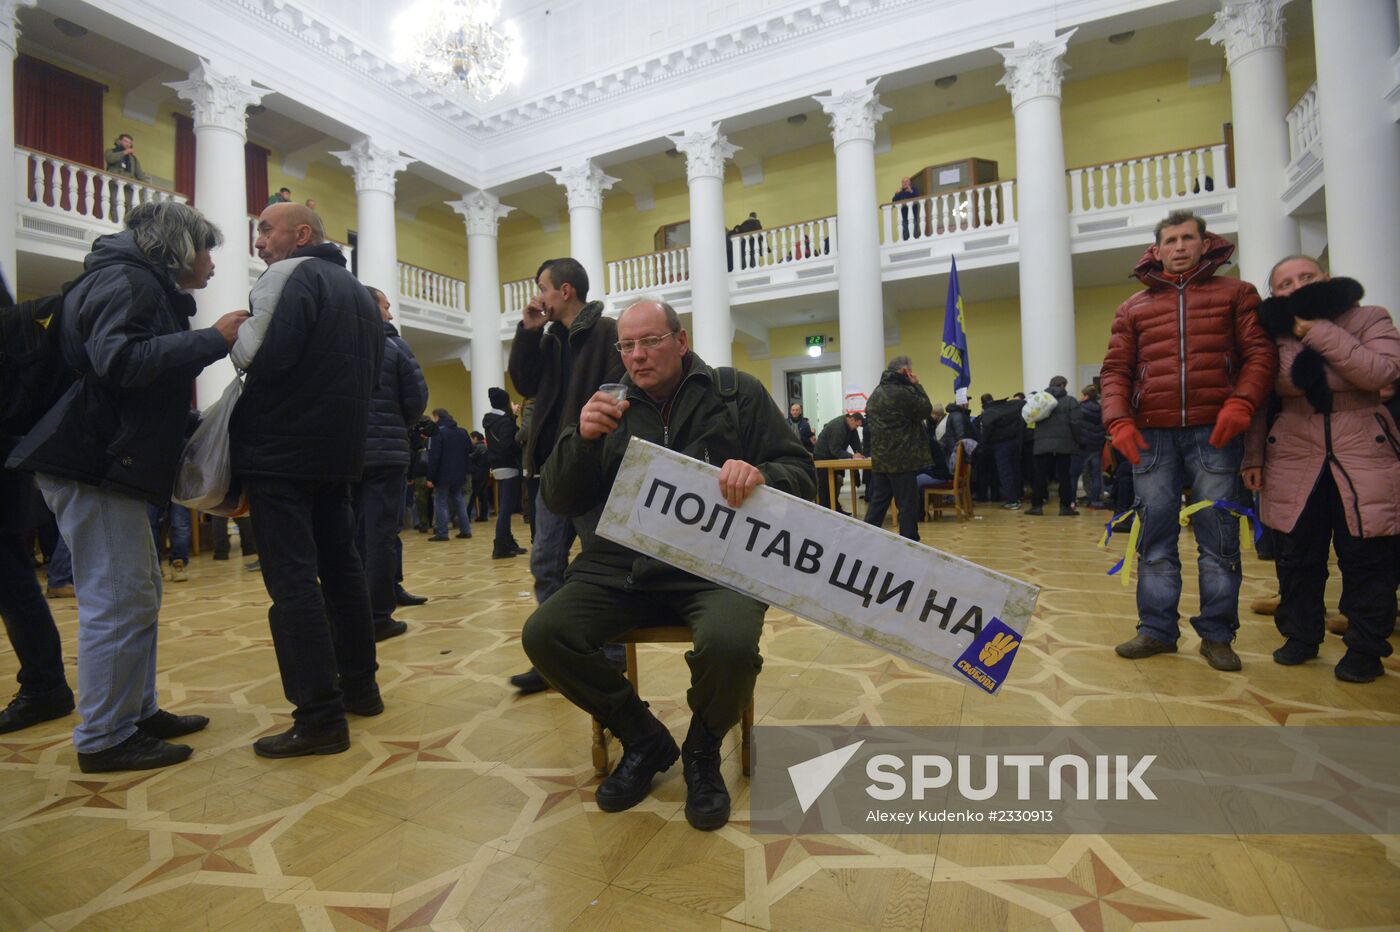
333,138,413,309
668,125,737,366
998,31,1078,392
449,191,513,431
1201,0,1300,291
0,1,34,290
166,60,263,407
814,80,890,407
1313,0,1400,316
547,159,617,304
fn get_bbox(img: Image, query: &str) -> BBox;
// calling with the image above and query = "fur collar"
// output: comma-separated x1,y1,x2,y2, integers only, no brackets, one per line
1258,277,1364,338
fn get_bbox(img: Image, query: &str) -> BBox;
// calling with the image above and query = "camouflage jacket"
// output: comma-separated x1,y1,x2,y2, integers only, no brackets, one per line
866,368,933,473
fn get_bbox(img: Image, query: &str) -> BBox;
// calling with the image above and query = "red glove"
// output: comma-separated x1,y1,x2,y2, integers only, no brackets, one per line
1108,420,1149,465
1209,397,1253,448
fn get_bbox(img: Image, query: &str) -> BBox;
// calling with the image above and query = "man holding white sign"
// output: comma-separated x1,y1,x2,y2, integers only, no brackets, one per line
522,298,815,831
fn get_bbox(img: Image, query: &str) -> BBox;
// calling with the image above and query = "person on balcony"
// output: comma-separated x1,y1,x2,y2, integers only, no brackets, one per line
732,212,762,268
104,134,150,182
1242,256,1400,683
7,201,248,771
231,202,385,759
892,176,920,240
505,258,624,696
1100,209,1275,673
522,298,815,831
267,187,292,207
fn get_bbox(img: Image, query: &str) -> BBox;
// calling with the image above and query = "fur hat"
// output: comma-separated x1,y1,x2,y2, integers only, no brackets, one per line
1257,277,1364,414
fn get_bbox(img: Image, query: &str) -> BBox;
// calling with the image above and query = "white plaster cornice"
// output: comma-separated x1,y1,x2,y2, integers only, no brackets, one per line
331,138,413,195
0,0,35,57
996,28,1076,109
667,125,738,182
448,191,514,238
165,60,264,133
813,80,890,148
1199,0,1290,68
547,160,619,212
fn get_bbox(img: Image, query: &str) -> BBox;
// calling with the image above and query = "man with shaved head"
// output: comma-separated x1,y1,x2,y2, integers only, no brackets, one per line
523,297,815,830
230,201,386,759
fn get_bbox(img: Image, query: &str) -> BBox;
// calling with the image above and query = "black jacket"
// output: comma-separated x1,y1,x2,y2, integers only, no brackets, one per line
1031,386,1081,455
979,398,1026,445
483,409,521,471
788,414,815,453
427,414,470,485
229,243,383,482
6,233,228,502
363,321,428,470
1079,398,1106,452
813,414,858,460
506,301,623,474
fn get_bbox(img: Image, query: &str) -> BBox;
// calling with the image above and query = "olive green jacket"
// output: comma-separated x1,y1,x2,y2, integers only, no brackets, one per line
542,353,816,591
866,368,933,473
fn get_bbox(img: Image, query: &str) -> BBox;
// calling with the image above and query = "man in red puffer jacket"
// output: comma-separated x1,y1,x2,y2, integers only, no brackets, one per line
1099,210,1276,672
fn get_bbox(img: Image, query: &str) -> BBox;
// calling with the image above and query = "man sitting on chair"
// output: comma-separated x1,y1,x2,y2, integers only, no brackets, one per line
522,297,815,830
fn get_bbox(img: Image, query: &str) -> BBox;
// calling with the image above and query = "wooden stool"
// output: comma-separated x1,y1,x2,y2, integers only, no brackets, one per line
590,626,754,778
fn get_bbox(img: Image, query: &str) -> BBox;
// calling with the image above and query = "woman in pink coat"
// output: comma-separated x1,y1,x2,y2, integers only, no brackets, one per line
1243,257,1400,683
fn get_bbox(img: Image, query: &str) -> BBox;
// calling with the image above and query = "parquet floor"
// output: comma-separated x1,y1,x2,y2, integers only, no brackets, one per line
2,506,1397,931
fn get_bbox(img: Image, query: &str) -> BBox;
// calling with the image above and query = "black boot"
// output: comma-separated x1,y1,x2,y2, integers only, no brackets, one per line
595,701,678,813
682,716,730,831
491,540,518,559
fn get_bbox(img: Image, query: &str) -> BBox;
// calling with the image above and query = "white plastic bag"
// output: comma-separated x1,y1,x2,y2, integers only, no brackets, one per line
1021,389,1058,425
173,377,247,516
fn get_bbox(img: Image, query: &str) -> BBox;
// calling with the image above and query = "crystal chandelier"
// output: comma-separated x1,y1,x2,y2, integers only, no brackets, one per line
393,0,525,102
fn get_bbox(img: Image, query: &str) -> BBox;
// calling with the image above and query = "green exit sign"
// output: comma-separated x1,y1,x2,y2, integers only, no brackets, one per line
805,335,825,347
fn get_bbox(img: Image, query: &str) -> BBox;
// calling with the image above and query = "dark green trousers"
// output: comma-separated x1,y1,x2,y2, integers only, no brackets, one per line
522,580,764,737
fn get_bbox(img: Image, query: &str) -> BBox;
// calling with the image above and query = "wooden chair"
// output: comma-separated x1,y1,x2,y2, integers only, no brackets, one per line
923,442,974,521
591,626,754,778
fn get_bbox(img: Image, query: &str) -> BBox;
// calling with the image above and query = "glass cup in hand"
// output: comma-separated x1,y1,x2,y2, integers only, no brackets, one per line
599,383,628,403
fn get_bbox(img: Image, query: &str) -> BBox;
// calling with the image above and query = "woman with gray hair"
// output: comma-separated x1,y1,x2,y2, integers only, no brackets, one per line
7,200,249,773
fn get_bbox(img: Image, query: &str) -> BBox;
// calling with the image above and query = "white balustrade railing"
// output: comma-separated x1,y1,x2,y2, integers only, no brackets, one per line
1286,82,1321,164
730,216,836,271
399,262,465,312
880,180,1015,245
607,247,690,295
1066,144,1231,214
502,277,533,318
16,147,185,223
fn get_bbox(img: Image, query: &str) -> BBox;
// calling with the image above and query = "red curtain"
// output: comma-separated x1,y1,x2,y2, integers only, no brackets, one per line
14,55,105,165
244,142,269,216
174,114,195,202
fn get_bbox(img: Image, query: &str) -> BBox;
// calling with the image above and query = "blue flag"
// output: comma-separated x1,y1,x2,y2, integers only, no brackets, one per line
939,257,971,398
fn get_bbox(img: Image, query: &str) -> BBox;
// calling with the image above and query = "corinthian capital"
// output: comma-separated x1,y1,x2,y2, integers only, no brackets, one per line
0,0,36,57
813,80,890,148
448,190,514,238
1200,0,1289,68
996,29,1076,109
332,138,413,196
547,159,619,211
667,125,739,182
165,61,264,134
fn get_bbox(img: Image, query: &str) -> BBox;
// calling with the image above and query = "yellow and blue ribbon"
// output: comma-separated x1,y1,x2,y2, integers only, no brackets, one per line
1098,499,1261,587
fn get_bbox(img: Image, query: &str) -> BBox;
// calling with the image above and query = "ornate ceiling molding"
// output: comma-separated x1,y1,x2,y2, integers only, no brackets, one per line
813,80,890,148
0,0,35,57
667,125,739,182
547,159,620,212
1199,0,1290,68
331,137,414,195
165,60,265,134
448,190,514,238
996,28,1076,110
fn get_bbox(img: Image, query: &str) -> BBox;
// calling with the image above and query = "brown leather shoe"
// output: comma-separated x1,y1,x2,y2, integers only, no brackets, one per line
1250,594,1280,616
1199,639,1242,672
1114,632,1177,659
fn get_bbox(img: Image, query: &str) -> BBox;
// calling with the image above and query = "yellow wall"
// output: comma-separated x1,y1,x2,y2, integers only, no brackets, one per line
422,363,474,428
878,98,1018,197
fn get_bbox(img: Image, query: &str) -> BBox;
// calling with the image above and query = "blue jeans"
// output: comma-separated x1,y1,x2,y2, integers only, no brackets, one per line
433,481,470,537
49,533,73,588
38,475,162,753
147,502,191,563
1080,446,1105,503
531,488,577,605
1131,427,1244,644
990,440,1022,504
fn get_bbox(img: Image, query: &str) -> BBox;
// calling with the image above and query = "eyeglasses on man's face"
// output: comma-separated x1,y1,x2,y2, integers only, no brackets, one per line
615,331,678,355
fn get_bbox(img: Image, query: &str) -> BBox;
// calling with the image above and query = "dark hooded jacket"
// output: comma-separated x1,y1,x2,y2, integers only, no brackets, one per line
1030,386,1081,455
866,367,933,473
506,301,623,474
979,398,1025,446
363,321,428,470
427,413,470,486
6,232,228,502
1079,397,1105,453
230,242,383,482
1100,233,1275,430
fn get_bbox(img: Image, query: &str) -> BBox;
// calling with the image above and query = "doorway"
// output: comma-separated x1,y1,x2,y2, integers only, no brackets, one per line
787,367,843,430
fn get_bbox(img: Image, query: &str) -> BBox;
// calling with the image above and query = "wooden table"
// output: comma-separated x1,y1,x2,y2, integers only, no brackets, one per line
813,457,870,516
